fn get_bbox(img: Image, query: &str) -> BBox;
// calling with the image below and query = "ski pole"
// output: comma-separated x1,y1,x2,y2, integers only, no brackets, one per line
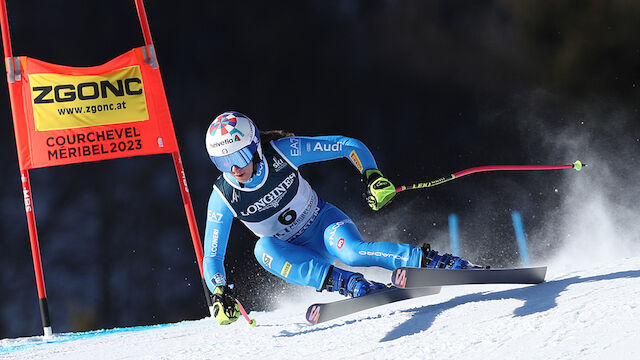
395,160,584,193
235,298,257,327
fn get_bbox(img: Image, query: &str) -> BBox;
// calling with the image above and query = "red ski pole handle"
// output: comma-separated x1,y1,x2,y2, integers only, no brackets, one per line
396,160,584,193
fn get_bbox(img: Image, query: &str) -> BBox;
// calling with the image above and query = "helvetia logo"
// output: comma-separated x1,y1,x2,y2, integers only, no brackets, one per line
208,113,246,150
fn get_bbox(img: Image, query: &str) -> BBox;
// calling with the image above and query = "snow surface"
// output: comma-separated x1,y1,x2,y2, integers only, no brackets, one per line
2,256,639,360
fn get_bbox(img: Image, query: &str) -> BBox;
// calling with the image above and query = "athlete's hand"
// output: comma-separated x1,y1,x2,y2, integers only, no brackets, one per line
212,285,241,325
364,169,396,211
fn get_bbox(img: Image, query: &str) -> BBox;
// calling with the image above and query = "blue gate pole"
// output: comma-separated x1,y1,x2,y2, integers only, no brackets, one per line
448,214,460,256
511,211,530,266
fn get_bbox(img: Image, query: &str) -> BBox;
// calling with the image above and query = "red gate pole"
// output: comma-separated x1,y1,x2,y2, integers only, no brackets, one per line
171,153,214,315
133,0,213,315
0,0,53,337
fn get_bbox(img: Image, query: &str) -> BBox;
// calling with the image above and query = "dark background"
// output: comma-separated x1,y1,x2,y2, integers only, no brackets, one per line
1,0,639,338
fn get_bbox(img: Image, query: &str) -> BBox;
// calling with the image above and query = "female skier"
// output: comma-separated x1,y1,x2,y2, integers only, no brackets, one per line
203,111,478,325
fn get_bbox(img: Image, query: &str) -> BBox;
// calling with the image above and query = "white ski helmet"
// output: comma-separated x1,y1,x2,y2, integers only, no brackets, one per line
205,111,261,172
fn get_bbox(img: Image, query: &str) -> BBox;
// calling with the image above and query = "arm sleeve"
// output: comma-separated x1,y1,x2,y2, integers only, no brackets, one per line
202,186,234,292
272,135,378,173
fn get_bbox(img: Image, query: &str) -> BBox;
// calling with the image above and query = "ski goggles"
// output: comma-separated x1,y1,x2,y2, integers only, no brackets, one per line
210,143,258,173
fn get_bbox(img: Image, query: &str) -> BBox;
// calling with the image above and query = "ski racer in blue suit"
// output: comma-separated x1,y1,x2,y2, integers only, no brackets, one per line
203,112,479,325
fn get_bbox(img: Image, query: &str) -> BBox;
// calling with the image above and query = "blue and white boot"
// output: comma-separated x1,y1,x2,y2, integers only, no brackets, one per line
322,266,386,297
421,243,484,269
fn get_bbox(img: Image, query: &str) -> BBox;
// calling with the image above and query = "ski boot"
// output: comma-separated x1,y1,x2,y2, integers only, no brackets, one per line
420,243,484,269
321,266,386,297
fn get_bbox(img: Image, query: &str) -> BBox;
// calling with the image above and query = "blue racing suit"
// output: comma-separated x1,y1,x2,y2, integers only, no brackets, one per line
202,136,422,292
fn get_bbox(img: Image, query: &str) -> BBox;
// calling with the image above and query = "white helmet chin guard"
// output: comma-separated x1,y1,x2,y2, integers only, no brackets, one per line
205,111,261,172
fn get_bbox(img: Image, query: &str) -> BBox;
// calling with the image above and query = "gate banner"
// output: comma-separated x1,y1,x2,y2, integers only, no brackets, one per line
7,47,179,169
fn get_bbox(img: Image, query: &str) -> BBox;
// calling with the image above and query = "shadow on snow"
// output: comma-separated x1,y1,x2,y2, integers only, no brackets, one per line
380,269,640,342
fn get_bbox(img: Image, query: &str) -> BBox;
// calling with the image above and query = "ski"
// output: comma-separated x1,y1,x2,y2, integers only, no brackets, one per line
305,285,441,324
392,266,547,288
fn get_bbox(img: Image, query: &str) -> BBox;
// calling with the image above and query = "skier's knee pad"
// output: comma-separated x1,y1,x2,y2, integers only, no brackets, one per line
323,220,364,266
253,236,333,289
254,237,279,272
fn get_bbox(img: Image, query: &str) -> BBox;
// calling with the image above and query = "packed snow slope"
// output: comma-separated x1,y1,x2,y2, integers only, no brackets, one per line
2,256,639,360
